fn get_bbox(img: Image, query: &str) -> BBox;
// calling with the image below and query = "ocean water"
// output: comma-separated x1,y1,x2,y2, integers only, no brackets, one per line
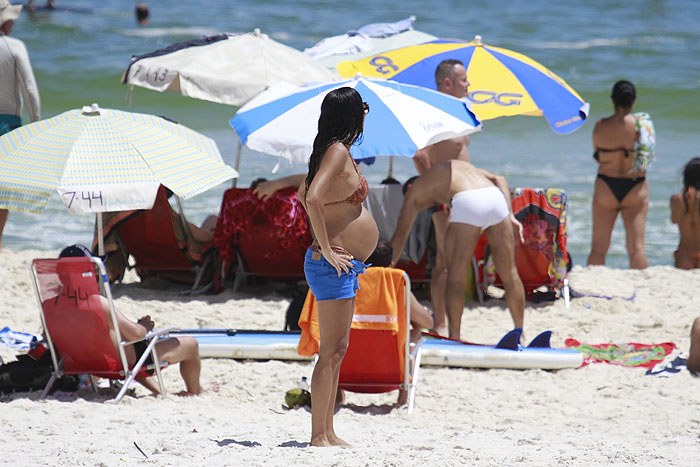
3,0,700,269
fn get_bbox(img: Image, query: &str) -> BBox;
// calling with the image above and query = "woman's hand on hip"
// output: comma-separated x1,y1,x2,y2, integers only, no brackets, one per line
324,250,354,277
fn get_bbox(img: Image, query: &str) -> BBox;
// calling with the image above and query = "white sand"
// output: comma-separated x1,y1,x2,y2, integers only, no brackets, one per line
1,249,699,466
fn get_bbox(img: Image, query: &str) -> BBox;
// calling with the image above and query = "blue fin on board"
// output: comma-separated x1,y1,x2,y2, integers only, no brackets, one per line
495,328,522,350
527,330,552,348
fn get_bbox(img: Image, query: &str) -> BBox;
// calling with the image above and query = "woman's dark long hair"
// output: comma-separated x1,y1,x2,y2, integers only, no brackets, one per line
305,87,365,196
682,157,700,212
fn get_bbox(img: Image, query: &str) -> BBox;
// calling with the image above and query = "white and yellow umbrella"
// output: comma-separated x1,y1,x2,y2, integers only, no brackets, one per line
0,104,238,253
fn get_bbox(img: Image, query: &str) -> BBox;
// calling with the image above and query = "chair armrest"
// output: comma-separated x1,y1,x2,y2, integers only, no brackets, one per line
146,327,181,339
123,327,181,346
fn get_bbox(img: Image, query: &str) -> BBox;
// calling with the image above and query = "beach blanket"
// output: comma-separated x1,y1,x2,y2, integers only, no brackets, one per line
0,327,39,351
646,354,689,378
565,338,676,369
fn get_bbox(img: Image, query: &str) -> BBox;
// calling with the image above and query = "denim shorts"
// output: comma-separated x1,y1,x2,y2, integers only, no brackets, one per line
304,248,367,301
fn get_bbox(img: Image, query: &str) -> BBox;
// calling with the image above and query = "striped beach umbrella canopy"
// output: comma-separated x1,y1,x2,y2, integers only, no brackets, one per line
336,36,589,134
0,104,238,215
230,76,482,164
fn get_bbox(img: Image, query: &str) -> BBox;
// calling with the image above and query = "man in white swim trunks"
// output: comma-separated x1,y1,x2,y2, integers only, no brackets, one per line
390,160,525,340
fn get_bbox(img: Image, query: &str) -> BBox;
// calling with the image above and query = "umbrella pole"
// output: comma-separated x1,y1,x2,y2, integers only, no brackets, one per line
388,156,394,179
97,212,105,257
233,141,242,188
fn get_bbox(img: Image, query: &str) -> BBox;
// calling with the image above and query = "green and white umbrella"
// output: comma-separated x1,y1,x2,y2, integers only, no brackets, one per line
0,104,238,253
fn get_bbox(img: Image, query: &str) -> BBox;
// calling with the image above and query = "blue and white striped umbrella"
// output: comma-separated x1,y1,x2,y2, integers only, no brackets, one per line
230,76,481,164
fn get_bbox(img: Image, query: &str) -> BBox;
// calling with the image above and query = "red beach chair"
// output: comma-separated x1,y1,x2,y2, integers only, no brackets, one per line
298,267,424,413
116,185,215,290
473,187,570,306
30,256,176,402
213,187,312,290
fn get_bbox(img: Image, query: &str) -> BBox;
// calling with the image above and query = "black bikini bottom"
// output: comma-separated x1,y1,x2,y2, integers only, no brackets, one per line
597,174,645,204
133,340,155,375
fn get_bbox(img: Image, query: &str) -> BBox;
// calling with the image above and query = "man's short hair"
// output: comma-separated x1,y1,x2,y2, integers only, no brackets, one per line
403,175,419,195
435,59,465,88
366,240,393,267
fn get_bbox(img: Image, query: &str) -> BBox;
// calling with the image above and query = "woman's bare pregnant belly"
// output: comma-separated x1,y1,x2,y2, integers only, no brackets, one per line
336,207,378,262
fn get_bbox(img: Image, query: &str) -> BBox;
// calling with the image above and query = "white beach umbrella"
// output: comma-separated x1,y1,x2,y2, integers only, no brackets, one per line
304,16,438,70
122,29,337,106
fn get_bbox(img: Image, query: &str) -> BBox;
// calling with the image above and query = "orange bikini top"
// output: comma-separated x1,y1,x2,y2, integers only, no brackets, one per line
325,156,369,206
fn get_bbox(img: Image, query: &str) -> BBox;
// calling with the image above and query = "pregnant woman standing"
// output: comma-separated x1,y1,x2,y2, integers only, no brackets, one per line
299,87,378,447
588,80,654,269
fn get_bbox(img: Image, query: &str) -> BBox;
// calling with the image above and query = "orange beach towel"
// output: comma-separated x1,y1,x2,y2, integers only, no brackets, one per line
297,267,407,360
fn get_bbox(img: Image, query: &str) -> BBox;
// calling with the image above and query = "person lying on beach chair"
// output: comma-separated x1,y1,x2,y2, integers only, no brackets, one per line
59,245,203,396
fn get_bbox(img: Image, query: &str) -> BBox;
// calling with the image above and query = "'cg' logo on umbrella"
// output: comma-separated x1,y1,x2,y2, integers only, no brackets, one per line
369,56,399,74
469,91,523,107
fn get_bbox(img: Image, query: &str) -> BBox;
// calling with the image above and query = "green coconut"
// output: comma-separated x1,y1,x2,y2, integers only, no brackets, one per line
285,388,311,409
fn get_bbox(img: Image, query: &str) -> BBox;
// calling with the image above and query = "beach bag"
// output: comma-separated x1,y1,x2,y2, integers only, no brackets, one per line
0,352,78,394
632,112,655,172
0,341,81,394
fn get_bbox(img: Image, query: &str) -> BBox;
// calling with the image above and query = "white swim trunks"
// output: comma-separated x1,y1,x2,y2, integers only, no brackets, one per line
449,186,510,228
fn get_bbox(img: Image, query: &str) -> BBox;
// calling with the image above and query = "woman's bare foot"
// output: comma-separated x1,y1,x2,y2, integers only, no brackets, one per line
329,433,351,447
310,434,333,447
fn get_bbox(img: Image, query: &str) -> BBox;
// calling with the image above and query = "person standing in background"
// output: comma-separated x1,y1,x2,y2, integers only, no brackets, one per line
587,80,651,269
0,0,41,251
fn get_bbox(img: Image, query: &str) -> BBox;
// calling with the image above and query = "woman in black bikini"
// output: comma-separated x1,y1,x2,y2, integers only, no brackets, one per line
588,80,648,269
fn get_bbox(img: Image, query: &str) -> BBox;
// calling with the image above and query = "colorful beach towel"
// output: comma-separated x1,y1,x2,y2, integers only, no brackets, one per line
632,111,655,172
480,187,569,294
565,338,675,369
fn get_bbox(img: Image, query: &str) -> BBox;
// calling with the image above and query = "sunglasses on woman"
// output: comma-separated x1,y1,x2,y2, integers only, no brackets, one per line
363,102,370,114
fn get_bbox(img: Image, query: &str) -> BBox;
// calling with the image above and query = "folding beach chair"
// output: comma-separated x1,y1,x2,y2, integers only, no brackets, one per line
473,187,571,307
298,267,424,413
116,185,216,292
30,256,176,403
213,187,312,290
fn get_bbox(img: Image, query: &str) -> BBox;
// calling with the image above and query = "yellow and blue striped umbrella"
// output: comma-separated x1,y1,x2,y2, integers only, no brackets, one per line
0,105,237,214
337,36,589,134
